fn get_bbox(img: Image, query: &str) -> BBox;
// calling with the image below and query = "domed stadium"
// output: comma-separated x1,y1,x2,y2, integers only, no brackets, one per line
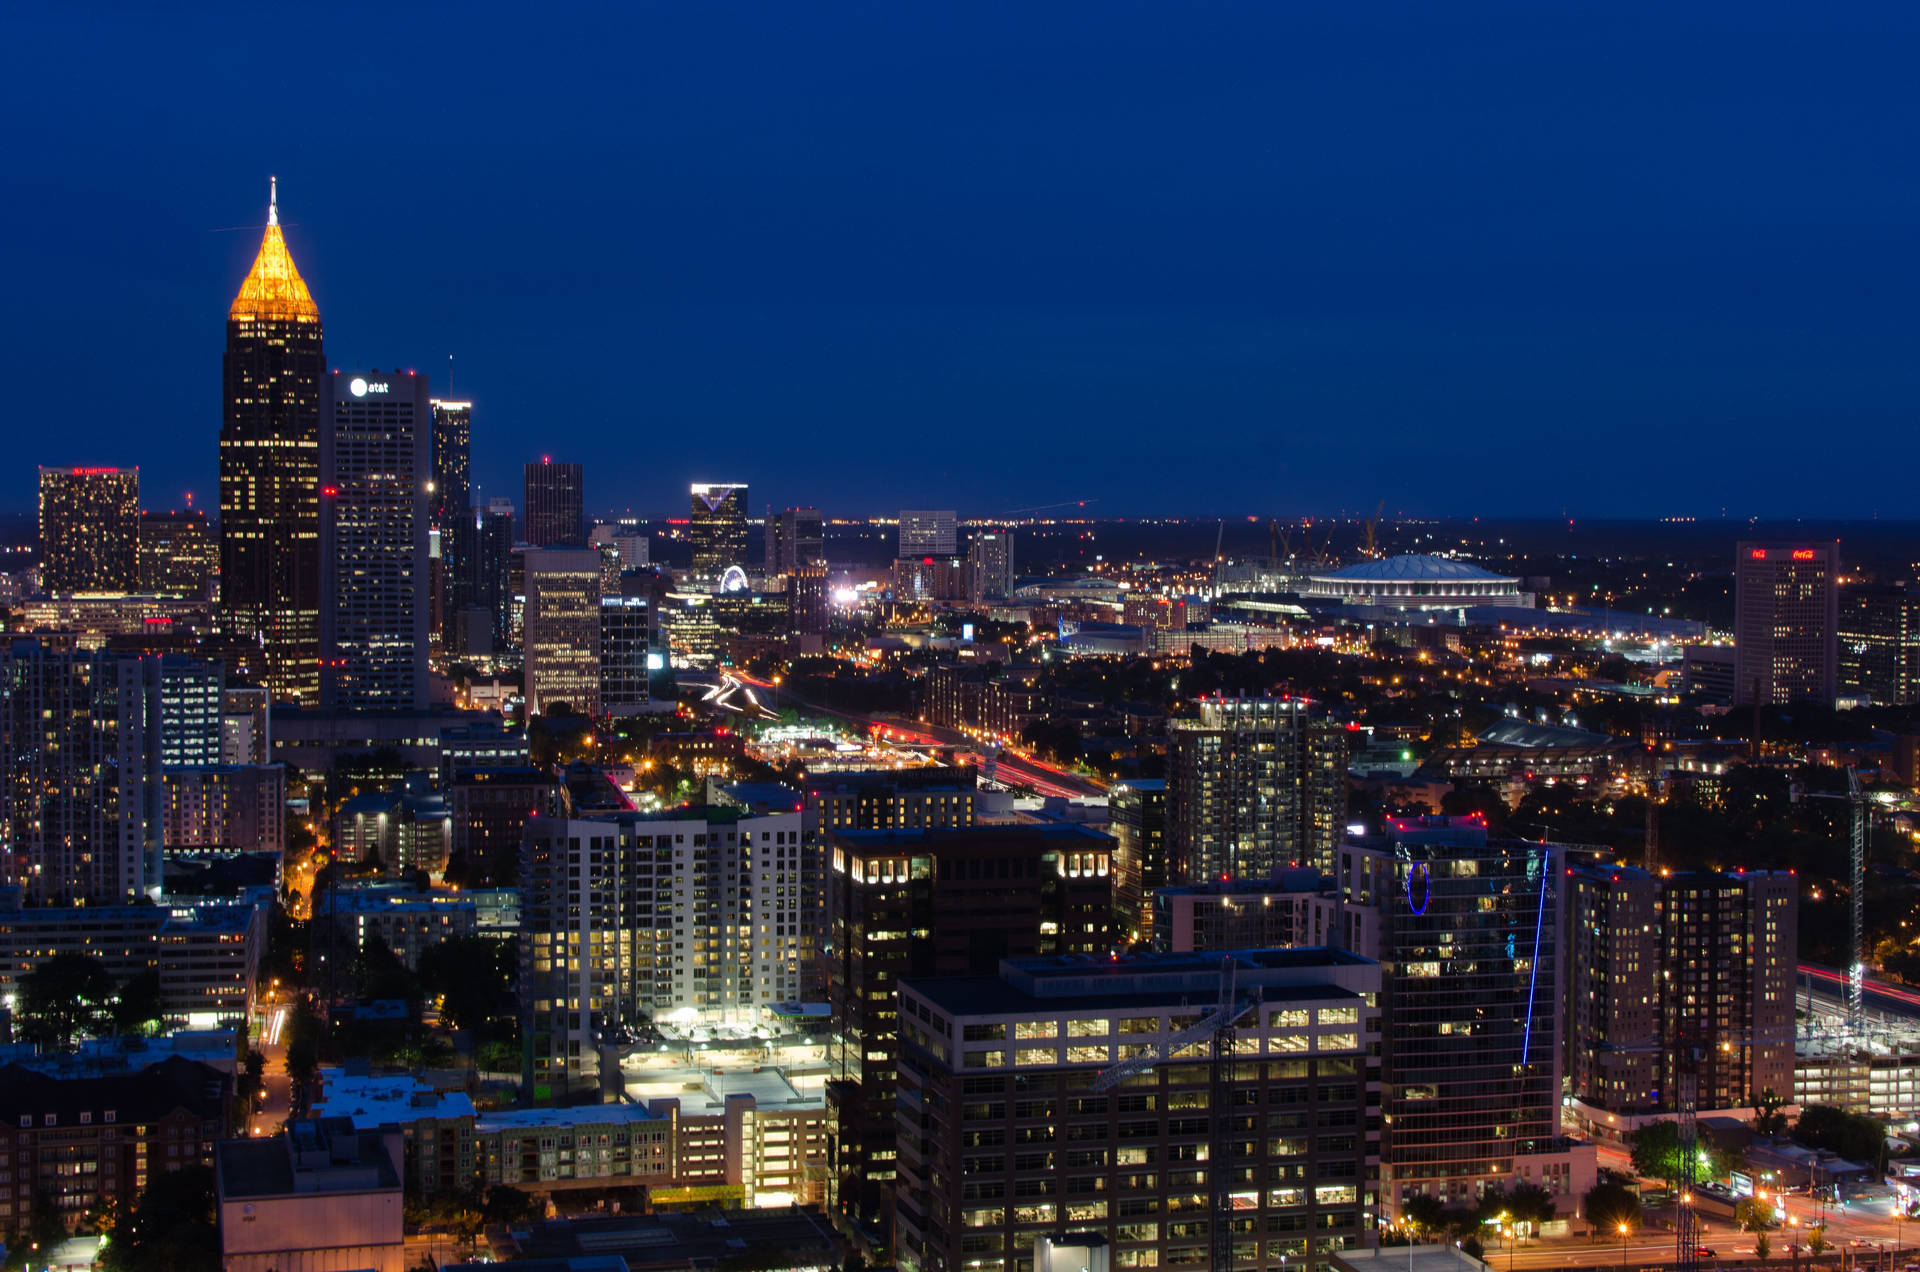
1301,553,1526,609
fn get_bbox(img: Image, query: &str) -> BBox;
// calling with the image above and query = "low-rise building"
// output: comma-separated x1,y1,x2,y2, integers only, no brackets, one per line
310,883,482,972
215,1117,405,1272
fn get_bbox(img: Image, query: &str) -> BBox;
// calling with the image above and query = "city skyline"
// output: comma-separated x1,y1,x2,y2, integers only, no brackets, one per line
7,5,1920,520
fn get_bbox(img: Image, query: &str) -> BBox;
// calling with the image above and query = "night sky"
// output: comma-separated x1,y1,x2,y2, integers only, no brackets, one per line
4,2,1917,520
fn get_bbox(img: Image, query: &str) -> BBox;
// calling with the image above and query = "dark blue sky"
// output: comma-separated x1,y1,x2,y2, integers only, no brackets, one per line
4,2,1917,520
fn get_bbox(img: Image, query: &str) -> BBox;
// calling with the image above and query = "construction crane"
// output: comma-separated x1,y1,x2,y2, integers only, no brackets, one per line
1092,956,1260,1272
1363,500,1386,558
1269,518,1290,567
1799,768,1872,1024
997,498,1099,517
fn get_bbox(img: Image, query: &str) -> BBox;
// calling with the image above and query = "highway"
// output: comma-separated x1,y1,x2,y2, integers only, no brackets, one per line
1799,963,1920,1022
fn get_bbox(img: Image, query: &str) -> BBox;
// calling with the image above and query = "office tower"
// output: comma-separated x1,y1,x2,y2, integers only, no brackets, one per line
524,460,585,547
154,656,226,770
467,498,516,650
599,595,655,716
317,370,430,713
0,638,162,902
523,549,602,716
138,508,215,598
38,466,139,595
889,556,968,603
220,178,324,706
823,824,1114,1225
894,950,1381,1272
429,398,472,636
1840,584,1920,705
966,528,1014,603
803,767,977,834
1166,698,1349,882
519,807,805,1098
1109,778,1167,944
221,685,271,766
898,510,956,557
767,507,829,634
1337,816,1567,1212
590,522,649,571
689,483,749,582
1734,541,1840,707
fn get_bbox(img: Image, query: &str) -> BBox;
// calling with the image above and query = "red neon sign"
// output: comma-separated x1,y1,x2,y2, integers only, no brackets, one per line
1791,548,1817,561
70,467,121,476
1749,548,1768,560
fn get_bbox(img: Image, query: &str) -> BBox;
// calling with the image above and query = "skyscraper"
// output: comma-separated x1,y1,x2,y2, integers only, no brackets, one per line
429,399,472,635
465,499,516,652
1109,777,1167,943
1337,816,1568,1213
1839,584,1920,705
897,510,956,556
767,507,827,633
1165,698,1349,881
0,638,163,903
1734,541,1840,708
220,179,324,705
523,460,584,547
320,370,430,712
523,549,602,716
966,528,1014,603
38,467,139,595
689,483,748,582
599,595,655,716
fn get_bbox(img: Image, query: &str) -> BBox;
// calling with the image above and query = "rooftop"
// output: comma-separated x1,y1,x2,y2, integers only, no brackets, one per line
311,1068,477,1129
228,179,318,324
1313,553,1514,583
905,948,1375,1017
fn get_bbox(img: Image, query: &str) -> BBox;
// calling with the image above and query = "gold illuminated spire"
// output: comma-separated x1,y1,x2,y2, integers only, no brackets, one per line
229,175,319,323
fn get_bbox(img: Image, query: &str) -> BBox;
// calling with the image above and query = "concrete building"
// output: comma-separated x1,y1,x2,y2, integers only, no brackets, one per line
449,766,568,887
0,1054,230,1233
0,639,162,902
222,684,271,765
1149,873,1338,954
823,823,1114,1228
803,766,978,834
899,510,957,557
215,1118,404,1272
1734,541,1840,707
1109,778,1167,946
967,529,1014,603
1840,584,1920,705
0,891,265,1026
154,655,225,770
320,369,431,713
894,949,1382,1272
310,884,481,972
138,507,215,599
38,466,140,596
519,808,806,1098
599,594,657,716
1166,698,1349,882
524,548,603,717
161,765,287,854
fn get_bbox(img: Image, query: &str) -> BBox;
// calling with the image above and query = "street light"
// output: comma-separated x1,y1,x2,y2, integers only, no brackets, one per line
1619,1222,1631,1272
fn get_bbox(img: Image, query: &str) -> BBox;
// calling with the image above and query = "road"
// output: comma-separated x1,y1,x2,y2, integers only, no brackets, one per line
1800,963,1920,1022
246,999,291,1137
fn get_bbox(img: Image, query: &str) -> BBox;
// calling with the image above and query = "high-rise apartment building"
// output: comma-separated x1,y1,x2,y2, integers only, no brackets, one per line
689,483,749,582
155,656,226,771
1337,816,1575,1213
894,949,1382,1272
38,467,139,595
519,807,805,1098
1109,777,1167,944
1840,584,1920,706
823,823,1114,1225
220,179,324,706
222,685,271,767
898,510,956,557
138,508,215,598
1166,698,1349,882
966,528,1014,603
1149,873,1340,953
523,549,602,716
1563,865,1798,1127
523,460,585,548
1734,541,1840,707
320,370,430,713
0,638,162,902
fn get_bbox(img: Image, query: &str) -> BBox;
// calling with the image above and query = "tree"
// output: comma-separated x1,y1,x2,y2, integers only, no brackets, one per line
1584,1175,1642,1237
100,1164,219,1272
1629,1119,1683,1188
1403,1194,1449,1237
1736,1198,1775,1232
418,936,516,1032
18,952,115,1050
481,1183,539,1225
1507,1182,1556,1228
1755,1232,1771,1263
284,997,323,1103
111,969,165,1037
1806,1224,1829,1256
1755,1088,1789,1137
1795,1104,1887,1169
